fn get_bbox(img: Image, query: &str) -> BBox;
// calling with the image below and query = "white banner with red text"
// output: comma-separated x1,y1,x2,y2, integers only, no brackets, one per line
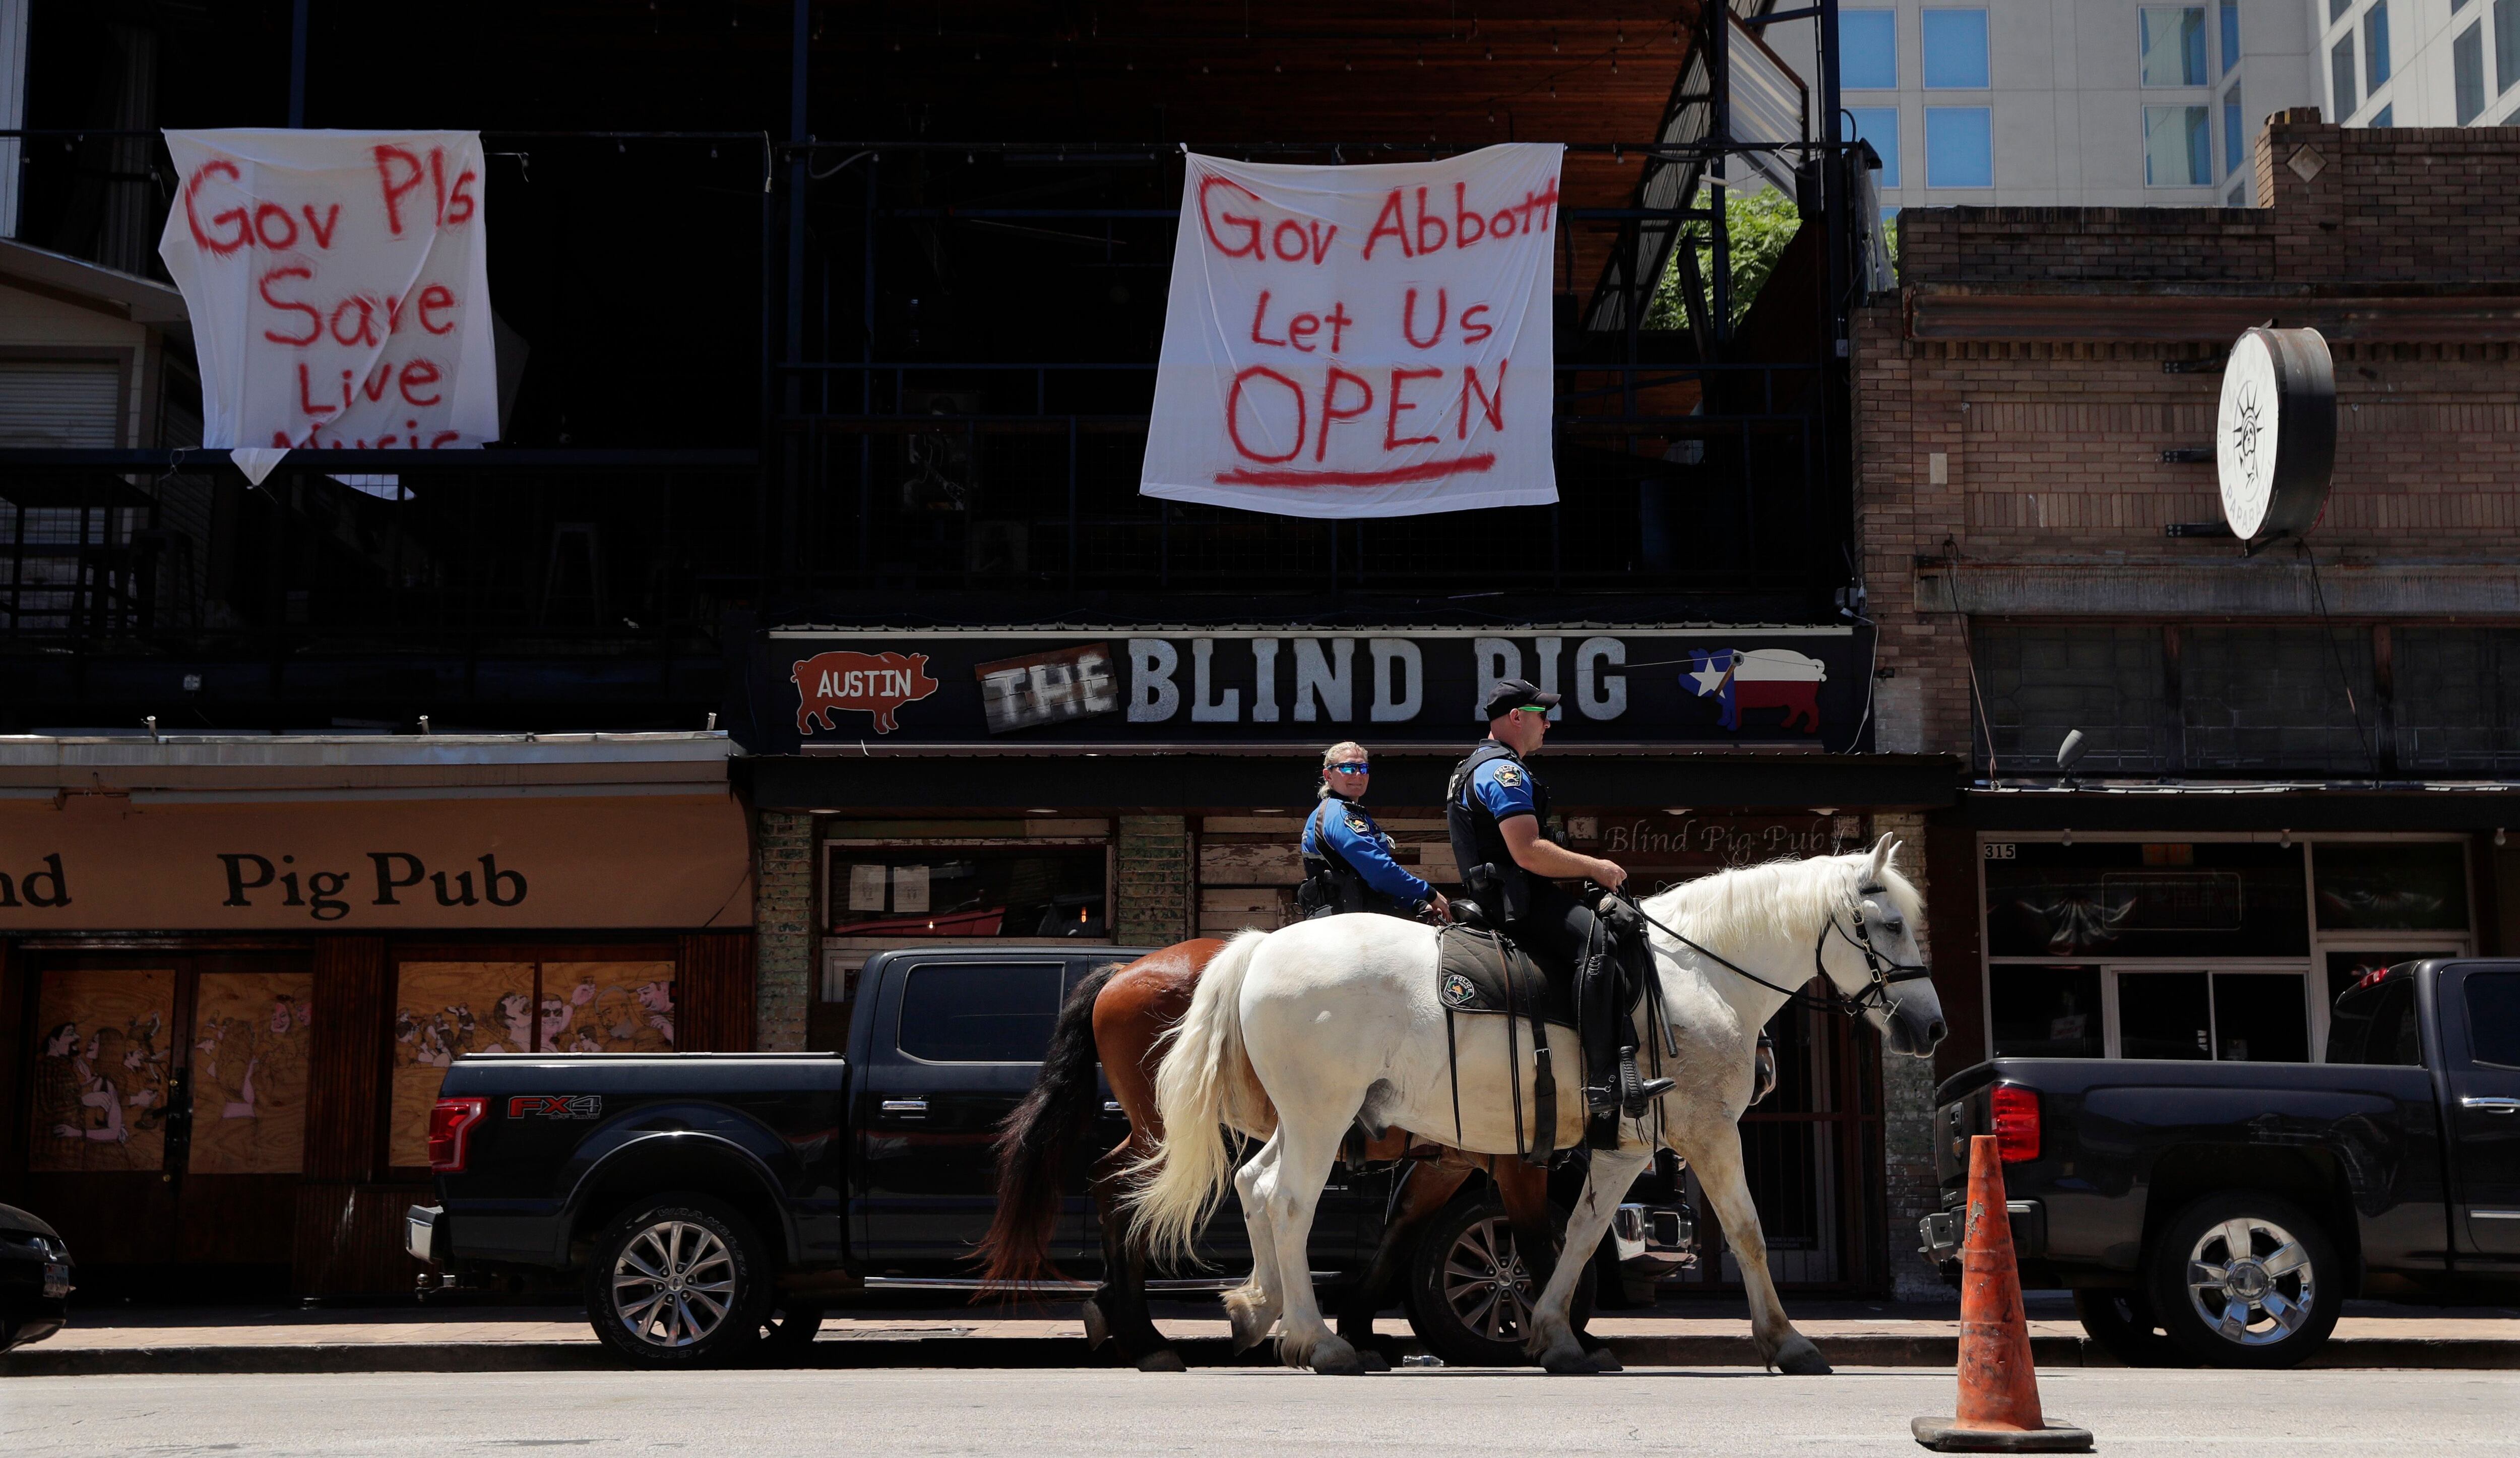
1140,144,1561,519
158,129,498,483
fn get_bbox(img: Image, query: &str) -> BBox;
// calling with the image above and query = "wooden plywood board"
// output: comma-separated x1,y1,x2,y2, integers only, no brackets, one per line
542,962,676,1053
1199,843,1304,884
29,969,177,1173
188,971,315,1176
389,962,533,1168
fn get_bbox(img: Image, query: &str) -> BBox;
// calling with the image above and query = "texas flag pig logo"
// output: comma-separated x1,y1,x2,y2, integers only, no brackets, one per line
792,651,940,735
1681,648,1828,733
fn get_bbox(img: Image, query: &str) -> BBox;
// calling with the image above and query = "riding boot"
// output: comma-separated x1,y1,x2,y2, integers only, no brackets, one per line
1579,941,1625,1150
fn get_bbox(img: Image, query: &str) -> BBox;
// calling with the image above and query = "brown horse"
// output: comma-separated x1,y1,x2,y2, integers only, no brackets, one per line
976,937,1575,1371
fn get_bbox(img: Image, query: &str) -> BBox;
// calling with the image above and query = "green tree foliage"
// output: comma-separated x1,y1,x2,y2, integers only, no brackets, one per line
1646,186,1804,332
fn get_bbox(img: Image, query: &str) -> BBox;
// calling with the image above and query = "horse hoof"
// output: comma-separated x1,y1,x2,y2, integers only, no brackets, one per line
1135,1349,1187,1373
1080,1299,1110,1351
1302,1335,1365,1374
1541,1351,1600,1375
1582,1348,1624,1374
1772,1340,1832,1376
1357,1351,1391,1373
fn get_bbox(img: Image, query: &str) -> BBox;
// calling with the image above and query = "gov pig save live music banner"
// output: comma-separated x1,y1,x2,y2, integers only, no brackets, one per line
1141,145,1561,519
756,627,1868,753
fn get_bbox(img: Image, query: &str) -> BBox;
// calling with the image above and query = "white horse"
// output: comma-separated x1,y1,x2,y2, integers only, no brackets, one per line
1129,835,1945,1374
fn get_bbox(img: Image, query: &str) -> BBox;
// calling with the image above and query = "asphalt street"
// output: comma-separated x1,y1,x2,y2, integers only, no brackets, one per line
4,1365,2512,1456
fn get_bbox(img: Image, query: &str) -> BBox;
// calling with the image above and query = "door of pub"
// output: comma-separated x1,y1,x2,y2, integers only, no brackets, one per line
19,950,313,1294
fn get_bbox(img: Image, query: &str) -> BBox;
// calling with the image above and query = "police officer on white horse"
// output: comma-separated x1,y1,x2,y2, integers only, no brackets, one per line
1447,679,1673,1150
1299,741,1450,923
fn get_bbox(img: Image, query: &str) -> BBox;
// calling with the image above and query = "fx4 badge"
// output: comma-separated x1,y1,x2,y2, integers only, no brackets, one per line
508,1094,602,1120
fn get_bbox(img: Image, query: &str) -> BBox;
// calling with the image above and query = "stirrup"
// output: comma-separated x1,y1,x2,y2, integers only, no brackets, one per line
1617,1048,1675,1118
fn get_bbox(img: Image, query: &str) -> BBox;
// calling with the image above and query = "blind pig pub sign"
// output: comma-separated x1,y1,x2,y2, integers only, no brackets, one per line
0,794,752,931
760,628,1867,750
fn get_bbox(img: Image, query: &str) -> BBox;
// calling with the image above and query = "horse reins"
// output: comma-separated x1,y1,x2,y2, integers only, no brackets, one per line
1603,883,1933,1022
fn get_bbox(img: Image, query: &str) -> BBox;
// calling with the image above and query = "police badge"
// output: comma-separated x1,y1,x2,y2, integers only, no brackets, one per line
1495,764,1524,787
1440,971,1478,1008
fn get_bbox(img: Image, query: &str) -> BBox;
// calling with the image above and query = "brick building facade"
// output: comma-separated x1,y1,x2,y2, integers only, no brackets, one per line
1858,113,2520,1108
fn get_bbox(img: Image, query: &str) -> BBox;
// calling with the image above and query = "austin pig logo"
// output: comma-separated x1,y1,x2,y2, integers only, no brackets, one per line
792,651,940,735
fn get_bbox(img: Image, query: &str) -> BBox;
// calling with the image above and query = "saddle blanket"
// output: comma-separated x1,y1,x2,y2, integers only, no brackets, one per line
1434,926,1574,1028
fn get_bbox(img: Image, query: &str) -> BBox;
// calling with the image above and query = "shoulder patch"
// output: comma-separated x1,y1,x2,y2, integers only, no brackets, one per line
1493,764,1525,787
1345,813,1373,835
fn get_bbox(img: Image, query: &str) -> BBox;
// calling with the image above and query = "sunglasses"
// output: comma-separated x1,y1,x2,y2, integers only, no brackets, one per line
1329,762,1371,775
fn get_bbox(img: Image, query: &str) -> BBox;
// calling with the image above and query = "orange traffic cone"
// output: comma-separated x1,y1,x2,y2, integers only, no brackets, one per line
1912,1135,2093,1453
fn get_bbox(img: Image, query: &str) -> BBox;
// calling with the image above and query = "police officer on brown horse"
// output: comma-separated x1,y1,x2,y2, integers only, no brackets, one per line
1300,740,1450,923
1446,679,1673,1150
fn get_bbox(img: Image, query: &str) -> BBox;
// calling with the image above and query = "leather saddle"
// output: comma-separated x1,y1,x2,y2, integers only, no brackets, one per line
1434,923,1573,1029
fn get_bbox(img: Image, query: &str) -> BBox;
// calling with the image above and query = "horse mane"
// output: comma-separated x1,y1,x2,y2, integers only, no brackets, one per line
1639,846,1924,959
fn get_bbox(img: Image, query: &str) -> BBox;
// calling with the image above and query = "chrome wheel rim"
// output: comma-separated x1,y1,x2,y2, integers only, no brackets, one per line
2184,1215,2314,1348
612,1220,737,1348
1441,1215,1534,1344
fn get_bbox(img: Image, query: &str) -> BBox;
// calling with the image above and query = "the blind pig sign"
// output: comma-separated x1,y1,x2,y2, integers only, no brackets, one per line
1141,144,1561,520
763,628,1867,750
158,129,499,482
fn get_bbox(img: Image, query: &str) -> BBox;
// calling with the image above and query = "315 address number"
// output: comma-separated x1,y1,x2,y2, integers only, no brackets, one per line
1983,843,2017,860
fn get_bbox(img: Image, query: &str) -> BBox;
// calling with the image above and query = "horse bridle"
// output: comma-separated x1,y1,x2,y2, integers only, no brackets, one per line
1608,882,1932,1022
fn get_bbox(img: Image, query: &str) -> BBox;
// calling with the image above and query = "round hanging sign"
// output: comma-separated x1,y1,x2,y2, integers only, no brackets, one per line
2216,326,2336,541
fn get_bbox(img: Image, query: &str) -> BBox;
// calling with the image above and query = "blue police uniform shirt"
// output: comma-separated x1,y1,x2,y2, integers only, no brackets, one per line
1304,798,1431,904
1468,755,1539,825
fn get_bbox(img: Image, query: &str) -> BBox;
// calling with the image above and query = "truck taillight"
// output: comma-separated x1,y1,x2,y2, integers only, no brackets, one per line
427,1097,487,1173
1990,1084,2040,1163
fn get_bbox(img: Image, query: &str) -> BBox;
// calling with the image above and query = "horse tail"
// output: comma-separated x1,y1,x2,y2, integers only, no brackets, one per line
974,961,1118,1291
1126,928,1267,1268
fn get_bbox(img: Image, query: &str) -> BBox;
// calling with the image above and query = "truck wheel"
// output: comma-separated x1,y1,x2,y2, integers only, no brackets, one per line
585,1194,773,1367
2146,1192,2342,1370
2072,1289,2184,1367
1401,1192,1594,1368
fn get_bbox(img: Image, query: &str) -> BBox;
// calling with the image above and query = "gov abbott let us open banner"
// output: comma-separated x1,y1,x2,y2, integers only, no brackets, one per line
1141,144,1561,519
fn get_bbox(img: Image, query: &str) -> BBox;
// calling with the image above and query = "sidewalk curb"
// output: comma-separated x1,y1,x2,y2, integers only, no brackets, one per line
9,1333,2513,1376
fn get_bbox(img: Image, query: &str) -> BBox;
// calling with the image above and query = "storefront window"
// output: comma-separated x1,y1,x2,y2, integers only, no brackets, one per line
2313,842,2469,931
826,846,1107,938
2118,970,2212,1059
1990,965,2104,1058
1983,841,2308,959
188,970,316,1175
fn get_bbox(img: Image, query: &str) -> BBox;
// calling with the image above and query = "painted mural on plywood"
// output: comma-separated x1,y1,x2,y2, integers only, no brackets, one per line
188,971,315,1175
389,962,534,1168
542,963,675,1054
30,970,176,1172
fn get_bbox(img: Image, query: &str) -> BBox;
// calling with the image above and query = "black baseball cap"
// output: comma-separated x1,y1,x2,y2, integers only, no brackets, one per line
1482,678,1561,720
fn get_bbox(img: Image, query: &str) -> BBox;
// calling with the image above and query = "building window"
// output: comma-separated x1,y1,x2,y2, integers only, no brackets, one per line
2146,104,2213,185
2328,0,2351,22
2370,103,2392,126
2332,34,2358,117
1990,965,2105,1059
2220,0,2240,73
2183,626,2378,772
2364,4,2391,92
1925,106,1994,185
1921,8,1990,89
2391,628,2520,771
2502,0,2520,93
1841,9,1899,89
2459,23,2489,122
2142,7,2209,86
1975,625,2168,770
1847,106,1902,186
2227,177,2248,206
825,845,1109,938
2223,83,2245,174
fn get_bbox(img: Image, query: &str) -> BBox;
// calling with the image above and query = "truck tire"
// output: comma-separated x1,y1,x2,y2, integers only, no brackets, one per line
2145,1192,2342,1370
1401,1191,1595,1368
585,1193,774,1367
2072,1289,2184,1367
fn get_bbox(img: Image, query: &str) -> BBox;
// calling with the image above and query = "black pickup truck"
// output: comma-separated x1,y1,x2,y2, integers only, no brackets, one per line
1921,957,2520,1368
408,942,1693,1366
